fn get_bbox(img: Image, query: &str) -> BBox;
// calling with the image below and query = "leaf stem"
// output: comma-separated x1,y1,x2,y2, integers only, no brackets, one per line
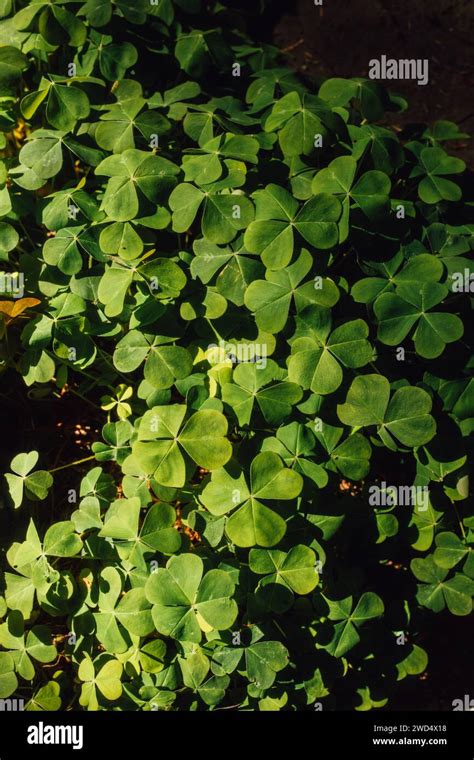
49,455,96,473
68,386,103,411
453,502,466,540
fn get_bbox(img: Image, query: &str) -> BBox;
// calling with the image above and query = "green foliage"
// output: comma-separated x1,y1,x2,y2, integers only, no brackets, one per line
0,0,472,713
4,451,53,508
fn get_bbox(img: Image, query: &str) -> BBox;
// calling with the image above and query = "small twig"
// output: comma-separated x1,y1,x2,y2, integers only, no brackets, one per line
68,386,102,411
457,111,474,125
280,38,304,54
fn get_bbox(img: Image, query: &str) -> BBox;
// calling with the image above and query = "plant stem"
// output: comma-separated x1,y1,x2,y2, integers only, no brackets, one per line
18,219,37,251
68,386,102,410
49,455,96,473
454,502,466,540
97,347,132,383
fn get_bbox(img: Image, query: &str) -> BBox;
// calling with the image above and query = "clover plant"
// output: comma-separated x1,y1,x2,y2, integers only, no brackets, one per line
0,0,472,713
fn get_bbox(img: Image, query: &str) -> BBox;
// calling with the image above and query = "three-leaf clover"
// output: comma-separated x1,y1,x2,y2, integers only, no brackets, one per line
221,359,302,426
169,183,255,245
411,556,474,616
200,452,303,547
245,249,339,333
313,424,372,481
212,628,289,689
409,147,465,203
178,649,230,706
113,330,193,390
97,257,186,317
373,282,464,359
145,554,237,642
264,91,340,157
244,184,341,269
249,545,319,612
182,133,259,185
92,566,154,653
0,610,56,680
100,384,133,419
351,251,444,304
337,375,436,449
323,592,384,657
128,405,232,487
92,420,133,464
312,156,391,242
78,654,123,711
98,497,181,566
5,452,53,509
261,421,329,488
288,306,373,395
95,86,170,153
96,149,179,222
21,76,91,133
190,238,264,307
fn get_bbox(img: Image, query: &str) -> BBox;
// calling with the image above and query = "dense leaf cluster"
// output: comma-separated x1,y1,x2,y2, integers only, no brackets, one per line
0,0,472,711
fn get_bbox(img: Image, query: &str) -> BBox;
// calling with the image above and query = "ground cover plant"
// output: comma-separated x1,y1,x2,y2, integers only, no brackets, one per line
0,0,472,712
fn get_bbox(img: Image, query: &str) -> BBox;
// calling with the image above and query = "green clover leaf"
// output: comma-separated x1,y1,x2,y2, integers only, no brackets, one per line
288,306,373,395
92,566,154,653
113,330,193,390
221,359,302,426
312,156,391,242
244,184,341,269
411,556,474,616
96,149,179,222
0,610,56,680
261,421,329,488
145,553,237,642
337,374,436,448
410,147,465,203
78,654,123,711
264,92,340,157
249,544,319,612
129,405,232,487
178,649,229,706
374,282,464,359
245,249,339,333
200,451,303,547
169,183,255,244
0,652,18,699
351,251,444,304
5,451,53,509
99,497,181,566
324,592,384,657
96,93,170,153
191,238,264,306
212,630,289,690
314,424,372,481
